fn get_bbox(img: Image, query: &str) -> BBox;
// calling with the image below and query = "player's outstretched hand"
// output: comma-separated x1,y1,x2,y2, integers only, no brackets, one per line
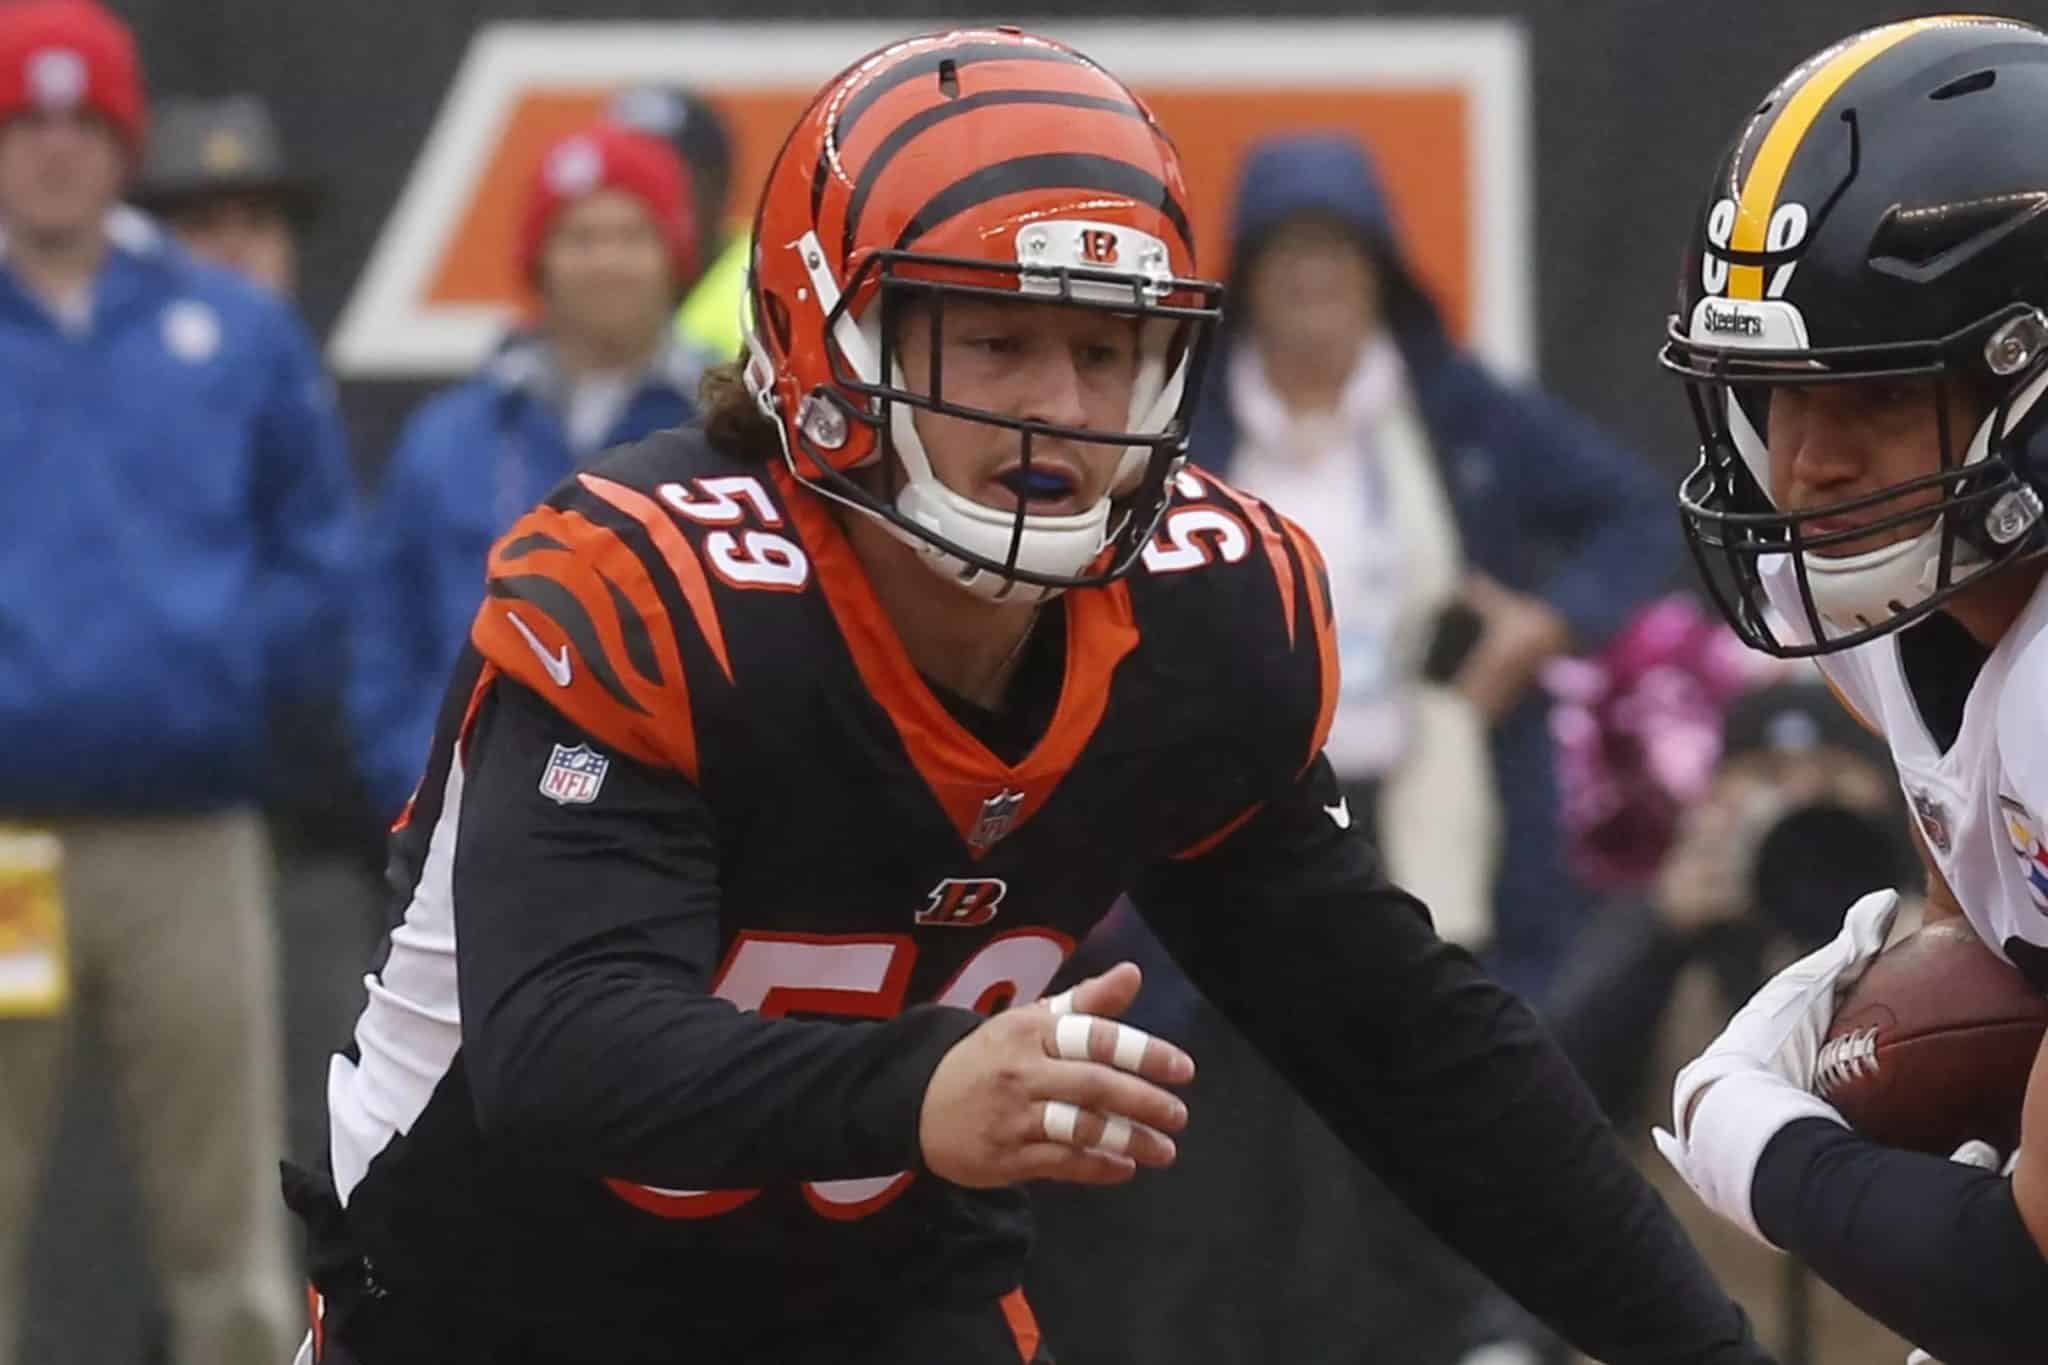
919,962,1195,1190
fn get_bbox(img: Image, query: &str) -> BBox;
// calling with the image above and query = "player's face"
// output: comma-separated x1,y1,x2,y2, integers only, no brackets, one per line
539,189,676,351
168,194,298,297
0,109,124,245
893,295,1140,518
1765,379,1989,557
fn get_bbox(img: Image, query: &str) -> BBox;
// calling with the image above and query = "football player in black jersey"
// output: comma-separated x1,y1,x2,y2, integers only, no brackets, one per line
284,26,1773,1365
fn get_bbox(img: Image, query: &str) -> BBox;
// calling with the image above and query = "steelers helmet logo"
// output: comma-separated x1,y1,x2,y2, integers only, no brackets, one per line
27,48,87,111
544,137,604,197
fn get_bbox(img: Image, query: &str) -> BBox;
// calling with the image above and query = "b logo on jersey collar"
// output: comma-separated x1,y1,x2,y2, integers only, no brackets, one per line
1911,787,1953,859
968,789,1026,853
1998,795,2048,914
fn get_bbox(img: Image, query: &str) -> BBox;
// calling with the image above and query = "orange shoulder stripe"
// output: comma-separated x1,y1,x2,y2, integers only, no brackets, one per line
579,472,734,684
1172,801,1265,861
472,505,700,783
1275,513,1339,772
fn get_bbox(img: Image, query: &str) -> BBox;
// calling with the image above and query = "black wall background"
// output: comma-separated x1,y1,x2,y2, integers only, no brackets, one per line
101,0,2045,485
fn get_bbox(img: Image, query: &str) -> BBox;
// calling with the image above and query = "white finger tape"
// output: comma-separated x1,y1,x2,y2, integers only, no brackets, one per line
1045,988,1077,1016
1043,1100,1080,1145
1098,1115,1133,1156
1111,1023,1150,1073
1054,1014,1096,1061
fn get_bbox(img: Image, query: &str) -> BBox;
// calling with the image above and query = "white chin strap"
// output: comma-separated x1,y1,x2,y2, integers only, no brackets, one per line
875,316,1190,604
1730,364,2048,635
887,394,1113,604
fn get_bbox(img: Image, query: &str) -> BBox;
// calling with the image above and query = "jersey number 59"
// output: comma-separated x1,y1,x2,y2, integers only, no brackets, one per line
604,928,1069,1222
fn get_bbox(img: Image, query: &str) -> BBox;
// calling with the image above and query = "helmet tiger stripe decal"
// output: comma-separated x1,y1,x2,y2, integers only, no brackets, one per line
743,26,1223,603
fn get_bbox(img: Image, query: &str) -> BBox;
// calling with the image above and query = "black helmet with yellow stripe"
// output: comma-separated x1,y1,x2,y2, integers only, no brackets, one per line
1662,16,2048,656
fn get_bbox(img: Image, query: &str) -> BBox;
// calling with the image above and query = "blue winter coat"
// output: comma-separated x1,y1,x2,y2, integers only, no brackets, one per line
0,211,357,812
350,338,704,817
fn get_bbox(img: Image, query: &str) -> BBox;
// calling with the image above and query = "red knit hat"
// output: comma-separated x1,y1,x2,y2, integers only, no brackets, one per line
519,122,699,289
0,1,146,157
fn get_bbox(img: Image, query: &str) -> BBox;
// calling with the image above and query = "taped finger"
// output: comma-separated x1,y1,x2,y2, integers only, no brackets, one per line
1044,988,1077,1016
1111,1022,1148,1072
1051,1013,1156,1073
1098,1114,1133,1156
1053,1014,1096,1060
1042,1099,1080,1145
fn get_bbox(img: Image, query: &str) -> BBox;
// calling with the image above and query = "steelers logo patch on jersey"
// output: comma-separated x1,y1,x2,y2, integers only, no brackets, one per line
1999,796,2048,915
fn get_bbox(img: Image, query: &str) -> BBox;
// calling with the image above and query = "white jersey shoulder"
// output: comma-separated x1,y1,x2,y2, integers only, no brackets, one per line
1762,559,2048,975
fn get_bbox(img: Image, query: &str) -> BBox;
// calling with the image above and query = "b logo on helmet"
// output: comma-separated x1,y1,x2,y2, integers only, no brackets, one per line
1078,229,1120,266
27,49,86,111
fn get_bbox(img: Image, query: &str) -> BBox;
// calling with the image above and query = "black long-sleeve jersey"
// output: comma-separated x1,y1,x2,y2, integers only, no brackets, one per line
289,425,1768,1364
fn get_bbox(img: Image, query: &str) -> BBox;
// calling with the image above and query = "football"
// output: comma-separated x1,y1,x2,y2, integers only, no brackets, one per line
1814,920,2048,1154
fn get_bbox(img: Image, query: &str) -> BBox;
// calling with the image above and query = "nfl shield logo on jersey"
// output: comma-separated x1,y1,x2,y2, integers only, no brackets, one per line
968,789,1025,852
1910,787,1953,858
539,743,609,806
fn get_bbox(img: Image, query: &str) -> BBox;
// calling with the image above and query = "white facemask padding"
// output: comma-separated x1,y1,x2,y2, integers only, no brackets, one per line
852,283,1190,603
1734,363,2048,633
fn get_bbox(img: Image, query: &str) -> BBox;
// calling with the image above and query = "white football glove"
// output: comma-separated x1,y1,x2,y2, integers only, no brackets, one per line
1654,888,1901,1245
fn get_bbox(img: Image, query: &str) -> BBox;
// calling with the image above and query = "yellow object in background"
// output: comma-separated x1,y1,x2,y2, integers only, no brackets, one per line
0,826,67,1017
674,231,750,363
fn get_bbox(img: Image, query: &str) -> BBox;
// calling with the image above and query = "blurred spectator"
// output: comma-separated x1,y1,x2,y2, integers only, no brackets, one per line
0,4,356,1364
610,83,746,359
1548,678,1914,1126
132,85,384,1191
349,120,707,818
1034,132,1684,1365
1544,594,1769,894
130,93,320,296
1543,678,1917,1362
1194,133,1679,1000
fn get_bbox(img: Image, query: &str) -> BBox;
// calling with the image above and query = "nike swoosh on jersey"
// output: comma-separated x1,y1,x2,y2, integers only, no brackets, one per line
1324,799,1351,830
506,610,573,687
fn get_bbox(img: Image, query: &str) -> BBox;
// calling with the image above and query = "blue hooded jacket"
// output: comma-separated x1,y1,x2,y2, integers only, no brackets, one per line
0,211,357,813
1192,136,1678,998
1193,134,1675,649
350,336,705,817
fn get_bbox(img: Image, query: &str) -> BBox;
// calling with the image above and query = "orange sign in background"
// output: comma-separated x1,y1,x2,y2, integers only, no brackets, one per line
428,85,1472,339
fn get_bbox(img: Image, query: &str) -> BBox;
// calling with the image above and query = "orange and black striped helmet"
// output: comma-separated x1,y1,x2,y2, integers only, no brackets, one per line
740,26,1224,600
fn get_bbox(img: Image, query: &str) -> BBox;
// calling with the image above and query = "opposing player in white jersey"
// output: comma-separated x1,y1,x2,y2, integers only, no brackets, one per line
1651,16,2048,1365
